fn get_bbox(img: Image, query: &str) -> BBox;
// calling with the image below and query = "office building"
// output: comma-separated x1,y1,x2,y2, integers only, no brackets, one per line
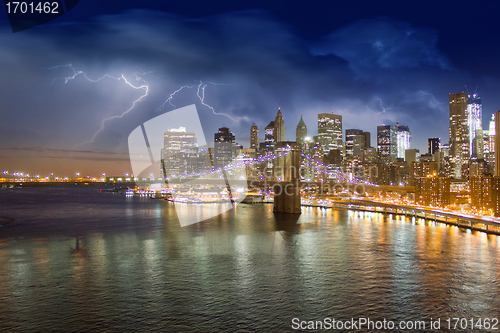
496,111,500,177
470,176,495,214
214,127,235,169
405,149,420,164
318,112,342,155
397,125,411,159
449,92,469,178
377,125,397,158
472,128,484,158
469,176,500,216
250,124,259,150
346,129,370,157
489,114,496,174
162,127,198,177
410,160,438,185
493,177,500,217
414,176,450,207
441,143,450,157
467,93,482,157
260,121,276,153
428,137,441,155
274,108,286,142
265,121,275,143
296,115,307,145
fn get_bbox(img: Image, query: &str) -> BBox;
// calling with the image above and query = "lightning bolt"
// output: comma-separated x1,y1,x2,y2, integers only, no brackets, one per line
75,73,149,149
48,64,150,149
46,64,122,84
197,81,238,122
156,85,196,111
49,65,242,149
374,96,391,114
157,81,243,122
419,90,443,104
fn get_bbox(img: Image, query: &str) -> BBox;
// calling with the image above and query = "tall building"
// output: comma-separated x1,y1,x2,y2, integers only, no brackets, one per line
265,121,275,143
214,127,235,169
377,125,397,158
412,161,438,177
318,112,342,155
428,137,441,155
345,129,369,157
449,92,469,178
274,108,286,142
396,125,411,159
414,176,450,207
489,114,496,174
260,121,276,153
494,177,500,217
496,111,500,177
467,93,482,157
363,132,371,148
296,115,307,145
162,127,198,177
250,124,259,149
472,128,484,158
470,176,494,214
405,149,420,164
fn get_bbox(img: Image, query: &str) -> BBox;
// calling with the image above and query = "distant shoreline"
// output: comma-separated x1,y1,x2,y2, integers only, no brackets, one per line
1,182,136,187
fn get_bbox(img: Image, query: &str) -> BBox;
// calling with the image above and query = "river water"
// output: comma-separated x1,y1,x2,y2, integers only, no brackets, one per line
0,186,499,332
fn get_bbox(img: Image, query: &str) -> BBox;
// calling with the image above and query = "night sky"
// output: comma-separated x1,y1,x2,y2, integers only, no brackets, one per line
1,0,500,176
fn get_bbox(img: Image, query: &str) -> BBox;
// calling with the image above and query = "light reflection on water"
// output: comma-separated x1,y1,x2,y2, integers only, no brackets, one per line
0,186,500,331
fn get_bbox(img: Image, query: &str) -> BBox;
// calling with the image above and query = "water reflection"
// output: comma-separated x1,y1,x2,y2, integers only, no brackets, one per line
1,188,500,331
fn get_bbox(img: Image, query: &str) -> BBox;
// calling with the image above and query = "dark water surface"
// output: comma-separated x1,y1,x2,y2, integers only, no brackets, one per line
1,186,500,332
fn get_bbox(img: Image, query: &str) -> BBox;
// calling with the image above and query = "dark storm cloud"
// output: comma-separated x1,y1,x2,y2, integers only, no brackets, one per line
310,18,452,73
0,10,498,171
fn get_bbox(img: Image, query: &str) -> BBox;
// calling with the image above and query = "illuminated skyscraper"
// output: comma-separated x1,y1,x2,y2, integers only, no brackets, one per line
449,92,469,178
496,111,500,177
214,127,235,169
428,137,441,155
296,115,307,145
489,114,496,174
260,121,276,153
473,128,484,158
318,112,342,155
265,121,275,143
377,125,397,158
250,124,259,149
345,129,370,157
274,108,286,142
396,125,411,159
467,93,482,157
162,127,198,177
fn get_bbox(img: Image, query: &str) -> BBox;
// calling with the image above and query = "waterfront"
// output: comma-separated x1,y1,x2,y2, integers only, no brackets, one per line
1,186,500,332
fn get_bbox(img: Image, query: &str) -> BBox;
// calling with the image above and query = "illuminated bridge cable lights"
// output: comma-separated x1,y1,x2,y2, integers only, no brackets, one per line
164,151,380,188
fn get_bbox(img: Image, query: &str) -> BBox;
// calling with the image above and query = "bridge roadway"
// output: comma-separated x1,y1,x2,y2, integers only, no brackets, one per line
328,199,500,235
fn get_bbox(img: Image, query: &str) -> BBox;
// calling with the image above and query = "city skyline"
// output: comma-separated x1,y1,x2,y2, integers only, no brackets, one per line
0,97,493,177
3,3,500,175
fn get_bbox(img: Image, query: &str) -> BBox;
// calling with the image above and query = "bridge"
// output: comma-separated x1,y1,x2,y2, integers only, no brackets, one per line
145,143,416,214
